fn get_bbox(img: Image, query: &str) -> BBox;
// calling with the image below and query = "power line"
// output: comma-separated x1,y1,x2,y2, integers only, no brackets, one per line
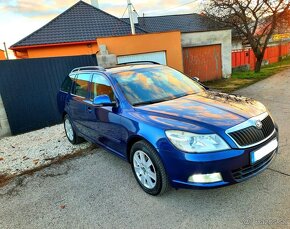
144,0,199,15
120,5,129,18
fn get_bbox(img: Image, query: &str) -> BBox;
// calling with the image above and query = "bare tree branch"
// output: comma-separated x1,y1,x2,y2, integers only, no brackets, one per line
205,0,290,72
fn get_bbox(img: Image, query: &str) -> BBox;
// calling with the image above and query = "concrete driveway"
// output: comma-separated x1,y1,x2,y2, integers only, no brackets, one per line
1,70,290,229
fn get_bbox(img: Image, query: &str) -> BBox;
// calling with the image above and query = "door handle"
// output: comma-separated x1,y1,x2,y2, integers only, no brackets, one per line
87,106,92,112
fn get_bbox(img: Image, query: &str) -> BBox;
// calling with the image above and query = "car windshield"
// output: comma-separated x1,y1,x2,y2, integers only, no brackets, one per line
112,66,204,106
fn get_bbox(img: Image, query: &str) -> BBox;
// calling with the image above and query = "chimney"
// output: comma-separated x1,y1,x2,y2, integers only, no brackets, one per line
91,0,99,8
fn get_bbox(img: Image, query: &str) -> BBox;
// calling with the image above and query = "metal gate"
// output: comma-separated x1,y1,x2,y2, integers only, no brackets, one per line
0,55,97,135
183,45,222,82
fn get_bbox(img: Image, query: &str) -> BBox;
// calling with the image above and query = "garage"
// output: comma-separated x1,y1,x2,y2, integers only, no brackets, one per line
117,51,167,65
183,45,222,82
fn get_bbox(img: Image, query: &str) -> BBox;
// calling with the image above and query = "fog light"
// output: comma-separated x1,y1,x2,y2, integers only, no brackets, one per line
188,172,223,183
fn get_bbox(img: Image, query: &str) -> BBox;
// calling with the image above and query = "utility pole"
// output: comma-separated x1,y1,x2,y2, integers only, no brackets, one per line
127,0,136,35
3,42,9,60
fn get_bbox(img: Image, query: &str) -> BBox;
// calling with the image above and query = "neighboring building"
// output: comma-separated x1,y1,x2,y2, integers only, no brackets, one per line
0,49,6,60
10,1,146,59
124,14,232,80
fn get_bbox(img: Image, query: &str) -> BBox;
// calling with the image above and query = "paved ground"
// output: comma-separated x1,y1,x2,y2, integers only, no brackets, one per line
1,69,290,229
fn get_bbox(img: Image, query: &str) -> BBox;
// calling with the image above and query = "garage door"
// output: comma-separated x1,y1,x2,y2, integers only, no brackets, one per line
117,51,167,65
183,45,222,82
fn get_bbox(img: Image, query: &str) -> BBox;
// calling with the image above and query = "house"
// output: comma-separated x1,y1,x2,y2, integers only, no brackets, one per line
10,1,232,81
10,1,146,59
0,49,6,60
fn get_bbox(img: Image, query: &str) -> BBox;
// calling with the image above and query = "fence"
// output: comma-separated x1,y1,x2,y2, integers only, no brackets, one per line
232,42,290,70
0,55,97,135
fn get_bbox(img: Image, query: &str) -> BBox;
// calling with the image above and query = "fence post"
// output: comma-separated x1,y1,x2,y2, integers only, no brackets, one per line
0,94,11,138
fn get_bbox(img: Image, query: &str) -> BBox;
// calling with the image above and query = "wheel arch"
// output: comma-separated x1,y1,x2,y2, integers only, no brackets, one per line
126,135,157,163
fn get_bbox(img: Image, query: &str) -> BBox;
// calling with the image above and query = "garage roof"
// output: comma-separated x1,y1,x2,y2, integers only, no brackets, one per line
11,1,147,48
123,14,227,33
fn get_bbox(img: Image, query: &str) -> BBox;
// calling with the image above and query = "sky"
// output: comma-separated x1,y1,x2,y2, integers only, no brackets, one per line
0,0,205,57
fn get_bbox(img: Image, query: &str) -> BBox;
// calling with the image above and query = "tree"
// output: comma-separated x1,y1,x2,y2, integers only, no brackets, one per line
205,0,290,72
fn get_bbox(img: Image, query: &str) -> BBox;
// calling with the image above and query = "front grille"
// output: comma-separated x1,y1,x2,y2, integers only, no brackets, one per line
232,150,276,181
229,115,275,147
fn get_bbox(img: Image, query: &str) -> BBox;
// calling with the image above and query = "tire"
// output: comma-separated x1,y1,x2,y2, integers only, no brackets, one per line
130,140,169,195
64,114,83,145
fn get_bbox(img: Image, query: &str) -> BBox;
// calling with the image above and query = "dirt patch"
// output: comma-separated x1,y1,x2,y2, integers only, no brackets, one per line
0,144,96,188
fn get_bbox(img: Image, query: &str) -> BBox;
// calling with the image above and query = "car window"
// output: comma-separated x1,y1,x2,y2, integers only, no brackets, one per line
72,73,91,98
90,74,115,101
60,74,75,93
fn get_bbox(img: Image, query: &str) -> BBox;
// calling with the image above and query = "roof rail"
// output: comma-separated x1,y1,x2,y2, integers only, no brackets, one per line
71,66,106,73
116,61,160,66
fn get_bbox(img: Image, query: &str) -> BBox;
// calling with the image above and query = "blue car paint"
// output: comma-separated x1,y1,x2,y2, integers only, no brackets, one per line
57,66,278,189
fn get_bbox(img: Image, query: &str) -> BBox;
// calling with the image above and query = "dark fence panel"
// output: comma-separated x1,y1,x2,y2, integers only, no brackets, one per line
0,55,97,135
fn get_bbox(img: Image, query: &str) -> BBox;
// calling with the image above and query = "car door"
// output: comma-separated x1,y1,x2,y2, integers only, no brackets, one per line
85,73,126,156
68,73,92,135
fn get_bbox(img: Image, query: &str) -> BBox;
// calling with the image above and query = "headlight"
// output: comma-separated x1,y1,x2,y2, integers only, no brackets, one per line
165,130,230,153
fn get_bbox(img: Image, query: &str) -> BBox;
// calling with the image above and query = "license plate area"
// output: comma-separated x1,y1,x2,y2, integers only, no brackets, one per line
250,138,278,164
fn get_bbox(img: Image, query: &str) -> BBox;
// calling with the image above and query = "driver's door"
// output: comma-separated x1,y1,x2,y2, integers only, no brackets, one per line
85,73,126,155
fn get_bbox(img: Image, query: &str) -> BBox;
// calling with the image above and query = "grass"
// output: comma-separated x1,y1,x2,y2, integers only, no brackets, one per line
203,56,290,93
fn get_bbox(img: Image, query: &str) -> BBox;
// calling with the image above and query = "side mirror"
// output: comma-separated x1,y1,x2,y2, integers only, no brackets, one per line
93,95,116,107
191,76,210,90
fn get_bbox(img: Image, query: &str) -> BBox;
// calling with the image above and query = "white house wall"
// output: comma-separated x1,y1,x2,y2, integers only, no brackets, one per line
181,30,232,78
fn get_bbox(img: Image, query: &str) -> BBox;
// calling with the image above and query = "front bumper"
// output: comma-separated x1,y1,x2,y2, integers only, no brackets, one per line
159,130,278,189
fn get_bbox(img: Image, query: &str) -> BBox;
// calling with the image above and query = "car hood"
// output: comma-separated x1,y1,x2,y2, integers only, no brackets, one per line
135,91,267,131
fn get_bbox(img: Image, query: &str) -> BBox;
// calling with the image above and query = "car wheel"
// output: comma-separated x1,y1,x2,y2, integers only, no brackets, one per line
64,114,83,145
130,140,169,195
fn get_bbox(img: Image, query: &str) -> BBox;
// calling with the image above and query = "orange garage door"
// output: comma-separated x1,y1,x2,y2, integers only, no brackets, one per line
183,45,222,82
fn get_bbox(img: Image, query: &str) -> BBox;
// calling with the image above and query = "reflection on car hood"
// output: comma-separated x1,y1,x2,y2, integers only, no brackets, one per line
135,91,267,130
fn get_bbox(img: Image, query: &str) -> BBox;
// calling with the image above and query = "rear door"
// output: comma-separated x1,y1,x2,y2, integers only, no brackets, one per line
57,74,75,115
69,73,92,135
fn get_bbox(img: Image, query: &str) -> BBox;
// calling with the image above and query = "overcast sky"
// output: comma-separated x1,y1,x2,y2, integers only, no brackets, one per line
0,0,205,53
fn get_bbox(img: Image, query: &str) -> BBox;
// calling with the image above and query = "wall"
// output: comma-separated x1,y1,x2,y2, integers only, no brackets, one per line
181,30,232,78
12,42,99,59
0,94,11,138
97,31,183,72
232,39,243,50
0,50,6,60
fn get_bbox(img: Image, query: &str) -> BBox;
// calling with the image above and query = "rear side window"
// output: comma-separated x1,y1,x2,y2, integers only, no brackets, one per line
60,74,74,93
72,73,91,97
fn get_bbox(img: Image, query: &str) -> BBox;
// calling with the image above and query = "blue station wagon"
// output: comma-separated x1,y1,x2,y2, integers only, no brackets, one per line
57,62,279,195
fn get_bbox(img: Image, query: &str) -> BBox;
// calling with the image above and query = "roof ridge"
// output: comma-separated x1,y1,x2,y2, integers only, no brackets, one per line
80,1,148,33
